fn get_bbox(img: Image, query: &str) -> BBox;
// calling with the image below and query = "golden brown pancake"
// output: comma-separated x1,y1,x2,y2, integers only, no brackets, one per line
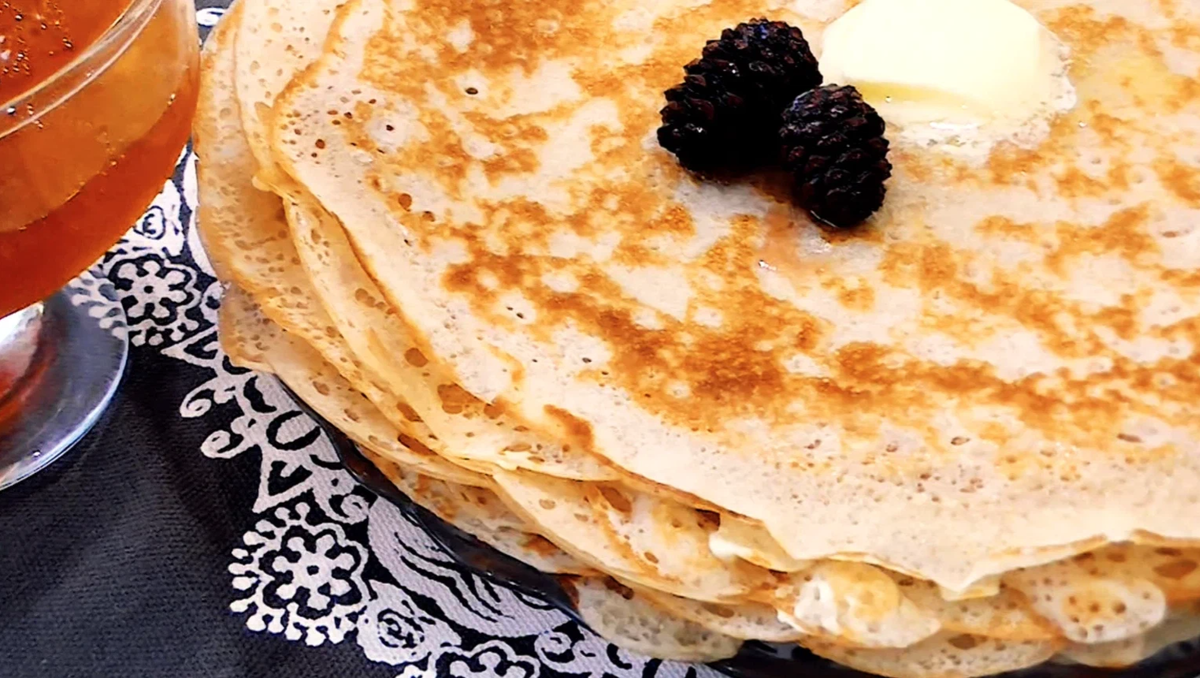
195,0,1200,672
270,0,1200,590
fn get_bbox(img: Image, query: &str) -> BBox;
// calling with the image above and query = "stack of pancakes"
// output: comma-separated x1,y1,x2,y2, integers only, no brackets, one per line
194,0,1200,675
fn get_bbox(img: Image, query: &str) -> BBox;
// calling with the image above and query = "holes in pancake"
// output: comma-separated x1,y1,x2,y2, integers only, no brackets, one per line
695,510,719,531
397,433,435,456
602,577,635,600
538,499,556,510
703,603,736,619
437,383,478,414
465,87,478,95
598,485,632,513
1153,558,1197,580
396,402,422,422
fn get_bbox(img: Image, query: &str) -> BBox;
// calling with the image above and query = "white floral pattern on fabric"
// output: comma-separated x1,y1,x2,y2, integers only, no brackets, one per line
96,67,723,672
230,502,369,646
68,269,128,342
420,640,542,678
357,581,462,665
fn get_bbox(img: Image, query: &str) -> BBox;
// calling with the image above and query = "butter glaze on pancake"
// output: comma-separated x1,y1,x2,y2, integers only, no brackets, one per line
273,0,1200,588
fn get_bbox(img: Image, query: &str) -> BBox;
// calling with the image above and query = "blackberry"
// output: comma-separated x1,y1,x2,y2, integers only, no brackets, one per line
779,85,892,228
658,19,822,173
658,65,760,173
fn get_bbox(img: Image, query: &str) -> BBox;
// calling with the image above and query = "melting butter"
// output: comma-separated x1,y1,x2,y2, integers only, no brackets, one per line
819,0,1076,155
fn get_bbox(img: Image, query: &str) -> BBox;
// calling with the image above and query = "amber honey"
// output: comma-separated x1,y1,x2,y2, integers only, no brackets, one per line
0,0,199,318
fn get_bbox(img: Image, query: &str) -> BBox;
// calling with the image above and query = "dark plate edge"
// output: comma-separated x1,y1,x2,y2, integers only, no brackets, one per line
272,378,1200,678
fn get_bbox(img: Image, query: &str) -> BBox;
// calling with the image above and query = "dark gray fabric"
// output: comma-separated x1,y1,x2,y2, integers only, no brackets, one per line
0,349,396,678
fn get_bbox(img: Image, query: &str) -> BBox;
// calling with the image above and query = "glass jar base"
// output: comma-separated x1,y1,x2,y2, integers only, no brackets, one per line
0,286,128,490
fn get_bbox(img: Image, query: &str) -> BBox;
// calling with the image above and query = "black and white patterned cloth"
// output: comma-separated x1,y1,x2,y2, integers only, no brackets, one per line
0,4,719,676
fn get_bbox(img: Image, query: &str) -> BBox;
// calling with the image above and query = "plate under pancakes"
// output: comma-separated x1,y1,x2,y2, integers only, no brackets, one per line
272,0,1200,589
194,0,1200,675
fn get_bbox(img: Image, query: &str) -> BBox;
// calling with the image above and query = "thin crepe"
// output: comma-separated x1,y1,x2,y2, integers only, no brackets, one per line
271,0,1200,591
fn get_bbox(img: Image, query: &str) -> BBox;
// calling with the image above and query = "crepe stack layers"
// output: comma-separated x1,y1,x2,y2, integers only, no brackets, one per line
194,0,1200,674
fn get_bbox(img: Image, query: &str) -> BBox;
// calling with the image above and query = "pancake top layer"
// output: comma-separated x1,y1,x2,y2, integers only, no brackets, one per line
273,0,1200,588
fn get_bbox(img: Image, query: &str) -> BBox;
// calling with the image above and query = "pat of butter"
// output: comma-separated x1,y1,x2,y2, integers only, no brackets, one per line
792,578,843,635
938,575,1001,600
708,517,812,571
708,531,755,564
821,0,1054,121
